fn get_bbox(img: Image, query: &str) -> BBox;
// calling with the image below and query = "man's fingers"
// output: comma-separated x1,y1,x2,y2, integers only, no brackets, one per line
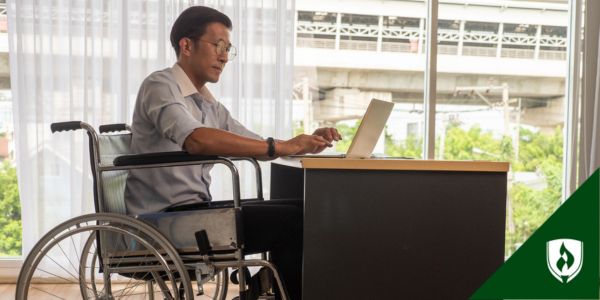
325,128,341,141
324,129,334,142
333,129,342,141
314,135,332,147
314,127,341,142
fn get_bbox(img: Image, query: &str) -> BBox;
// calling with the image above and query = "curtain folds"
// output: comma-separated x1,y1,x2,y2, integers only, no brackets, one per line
8,0,294,257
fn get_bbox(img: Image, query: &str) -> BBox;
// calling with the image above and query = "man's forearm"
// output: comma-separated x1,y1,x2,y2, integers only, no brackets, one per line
184,127,271,157
184,127,331,158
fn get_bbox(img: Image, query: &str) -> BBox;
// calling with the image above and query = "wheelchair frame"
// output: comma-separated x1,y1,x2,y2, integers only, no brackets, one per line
16,121,289,300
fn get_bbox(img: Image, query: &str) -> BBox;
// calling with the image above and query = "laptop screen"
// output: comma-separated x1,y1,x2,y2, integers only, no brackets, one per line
290,98,394,159
345,99,394,158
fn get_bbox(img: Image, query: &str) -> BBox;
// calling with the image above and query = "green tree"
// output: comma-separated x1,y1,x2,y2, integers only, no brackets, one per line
0,160,22,256
505,127,563,255
385,131,422,158
442,122,513,162
513,126,563,172
335,121,360,153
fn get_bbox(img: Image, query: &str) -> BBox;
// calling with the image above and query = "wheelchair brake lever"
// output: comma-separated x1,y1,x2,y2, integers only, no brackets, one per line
195,230,212,255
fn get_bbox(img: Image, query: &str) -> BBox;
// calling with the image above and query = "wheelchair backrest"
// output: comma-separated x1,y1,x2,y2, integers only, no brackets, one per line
72,122,245,253
95,132,132,215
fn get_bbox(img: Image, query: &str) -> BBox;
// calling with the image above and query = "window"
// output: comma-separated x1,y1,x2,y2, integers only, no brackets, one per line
294,0,571,258
435,0,568,256
294,1,426,157
0,0,21,258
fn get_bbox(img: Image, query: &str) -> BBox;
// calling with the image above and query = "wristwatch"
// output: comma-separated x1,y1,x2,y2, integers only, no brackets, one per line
266,137,276,158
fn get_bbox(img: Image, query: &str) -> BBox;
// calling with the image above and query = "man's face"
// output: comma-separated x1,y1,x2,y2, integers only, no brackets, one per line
186,22,231,84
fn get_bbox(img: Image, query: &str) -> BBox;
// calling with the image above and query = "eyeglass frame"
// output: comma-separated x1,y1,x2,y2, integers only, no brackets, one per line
188,37,237,60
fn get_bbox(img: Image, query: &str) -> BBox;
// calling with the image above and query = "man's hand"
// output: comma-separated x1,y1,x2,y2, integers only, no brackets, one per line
278,134,332,156
312,127,342,143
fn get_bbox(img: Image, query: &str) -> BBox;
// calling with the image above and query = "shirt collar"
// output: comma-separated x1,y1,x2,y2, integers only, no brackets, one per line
172,63,216,103
172,63,197,97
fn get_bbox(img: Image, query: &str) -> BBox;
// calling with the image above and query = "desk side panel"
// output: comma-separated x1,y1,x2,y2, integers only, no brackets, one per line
270,163,304,200
303,169,507,300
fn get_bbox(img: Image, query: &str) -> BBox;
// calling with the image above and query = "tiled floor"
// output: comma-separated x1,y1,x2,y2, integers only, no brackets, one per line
0,282,241,299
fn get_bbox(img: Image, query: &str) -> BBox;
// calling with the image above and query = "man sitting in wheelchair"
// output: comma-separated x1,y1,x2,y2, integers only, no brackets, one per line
124,6,341,300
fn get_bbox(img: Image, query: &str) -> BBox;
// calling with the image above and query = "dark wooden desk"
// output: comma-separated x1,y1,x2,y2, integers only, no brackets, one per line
271,158,509,300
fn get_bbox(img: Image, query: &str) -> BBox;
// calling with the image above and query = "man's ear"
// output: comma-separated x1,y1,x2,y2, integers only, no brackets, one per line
178,38,192,57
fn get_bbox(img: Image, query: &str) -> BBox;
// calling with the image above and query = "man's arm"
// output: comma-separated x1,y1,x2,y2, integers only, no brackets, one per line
184,127,332,158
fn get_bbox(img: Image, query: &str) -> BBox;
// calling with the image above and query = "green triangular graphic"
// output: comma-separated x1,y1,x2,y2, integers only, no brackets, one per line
471,169,599,299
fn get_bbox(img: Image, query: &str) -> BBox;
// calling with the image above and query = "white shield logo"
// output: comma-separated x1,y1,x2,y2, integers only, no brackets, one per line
546,239,583,283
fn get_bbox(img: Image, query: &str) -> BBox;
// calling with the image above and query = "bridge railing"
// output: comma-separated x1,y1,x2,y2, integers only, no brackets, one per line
296,12,567,61
296,36,566,61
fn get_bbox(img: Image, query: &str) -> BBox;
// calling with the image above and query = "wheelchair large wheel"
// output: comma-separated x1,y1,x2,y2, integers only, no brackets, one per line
79,230,229,299
16,213,194,299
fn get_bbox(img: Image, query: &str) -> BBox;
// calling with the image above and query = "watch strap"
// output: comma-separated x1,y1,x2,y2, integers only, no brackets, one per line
266,137,276,157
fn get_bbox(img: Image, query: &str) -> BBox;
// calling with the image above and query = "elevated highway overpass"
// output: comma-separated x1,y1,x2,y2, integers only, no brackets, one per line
294,0,569,131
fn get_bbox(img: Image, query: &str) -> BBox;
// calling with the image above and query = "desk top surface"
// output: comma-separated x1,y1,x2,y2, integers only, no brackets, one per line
276,157,509,172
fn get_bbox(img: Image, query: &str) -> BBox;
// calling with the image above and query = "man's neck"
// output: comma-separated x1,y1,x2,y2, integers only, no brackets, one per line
176,61,206,92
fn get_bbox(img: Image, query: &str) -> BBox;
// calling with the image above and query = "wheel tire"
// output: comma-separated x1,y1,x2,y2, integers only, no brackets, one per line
16,213,194,299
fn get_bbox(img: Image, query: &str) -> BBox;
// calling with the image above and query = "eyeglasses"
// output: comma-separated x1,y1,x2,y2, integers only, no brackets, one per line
197,39,237,60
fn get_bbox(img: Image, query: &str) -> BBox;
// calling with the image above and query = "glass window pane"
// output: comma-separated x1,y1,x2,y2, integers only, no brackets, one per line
294,2,427,157
0,2,21,257
435,0,569,258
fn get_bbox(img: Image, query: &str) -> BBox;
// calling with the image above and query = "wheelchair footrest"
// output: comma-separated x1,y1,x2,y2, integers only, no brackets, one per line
231,267,275,300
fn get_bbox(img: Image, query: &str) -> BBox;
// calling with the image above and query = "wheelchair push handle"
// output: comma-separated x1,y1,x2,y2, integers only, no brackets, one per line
50,121,84,133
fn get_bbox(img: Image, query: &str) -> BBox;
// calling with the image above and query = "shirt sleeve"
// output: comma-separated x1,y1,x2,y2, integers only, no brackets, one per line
217,102,264,140
141,77,205,148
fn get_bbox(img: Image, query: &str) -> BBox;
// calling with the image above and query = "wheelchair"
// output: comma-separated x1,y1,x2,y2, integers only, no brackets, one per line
16,121,289,300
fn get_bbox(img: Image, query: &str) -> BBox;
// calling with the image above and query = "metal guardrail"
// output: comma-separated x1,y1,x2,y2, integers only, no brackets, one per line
296,12,567,61
297,20,567,48
296,37,566,61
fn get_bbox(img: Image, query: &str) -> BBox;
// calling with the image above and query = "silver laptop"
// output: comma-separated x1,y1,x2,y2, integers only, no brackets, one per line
291,98,394,159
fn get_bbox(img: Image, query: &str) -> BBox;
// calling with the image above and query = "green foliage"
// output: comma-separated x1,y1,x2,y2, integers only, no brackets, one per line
335,121,360,153
442,123,514,162
293,121,305,137
385,131,422,158
0,160,22,256
513,126,563,172
505,129,563,255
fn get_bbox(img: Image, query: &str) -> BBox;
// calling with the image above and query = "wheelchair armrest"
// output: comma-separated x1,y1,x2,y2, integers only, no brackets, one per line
111,152,244,207
99,123,131,133
113,153,264,201
113,151,219,166
228,157,264,200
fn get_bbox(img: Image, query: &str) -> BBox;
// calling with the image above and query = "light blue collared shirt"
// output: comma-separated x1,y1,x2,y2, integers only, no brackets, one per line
124,63,262,215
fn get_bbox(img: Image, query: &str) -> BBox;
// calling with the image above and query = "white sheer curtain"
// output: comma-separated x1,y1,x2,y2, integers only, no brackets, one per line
8,0,294,257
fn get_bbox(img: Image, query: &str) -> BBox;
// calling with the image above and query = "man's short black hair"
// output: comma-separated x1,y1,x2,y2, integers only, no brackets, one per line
170,6,232,57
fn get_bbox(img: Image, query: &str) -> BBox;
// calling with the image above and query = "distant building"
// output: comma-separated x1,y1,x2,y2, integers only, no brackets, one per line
0,133,8,160
0,94,13,161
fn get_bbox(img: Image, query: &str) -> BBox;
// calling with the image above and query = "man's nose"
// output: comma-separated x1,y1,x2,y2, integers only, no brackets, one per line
218,52,228,64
